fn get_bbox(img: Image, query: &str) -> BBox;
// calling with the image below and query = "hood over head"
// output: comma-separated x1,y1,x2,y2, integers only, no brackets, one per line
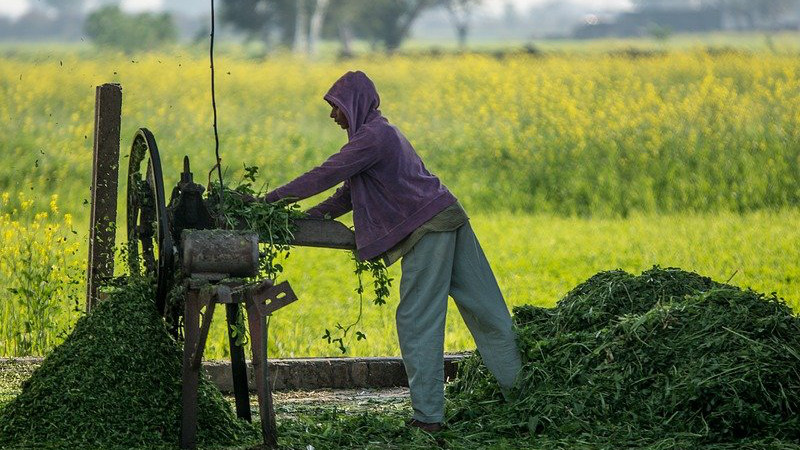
324,71,381,139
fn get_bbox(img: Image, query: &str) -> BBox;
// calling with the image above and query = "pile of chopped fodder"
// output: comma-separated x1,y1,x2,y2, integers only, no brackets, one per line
447,267,800,446
0,277,258,449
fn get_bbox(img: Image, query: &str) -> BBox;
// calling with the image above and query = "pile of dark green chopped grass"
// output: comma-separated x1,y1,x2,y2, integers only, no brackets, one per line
0,277,258,449
446,267,800,447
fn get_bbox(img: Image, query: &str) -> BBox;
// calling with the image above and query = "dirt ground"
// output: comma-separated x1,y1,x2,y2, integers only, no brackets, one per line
272,387,410,420
0,358,411,417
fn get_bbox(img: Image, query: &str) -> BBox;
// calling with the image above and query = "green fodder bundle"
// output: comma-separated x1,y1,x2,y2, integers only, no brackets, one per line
0,278,257,449
448,267,800,445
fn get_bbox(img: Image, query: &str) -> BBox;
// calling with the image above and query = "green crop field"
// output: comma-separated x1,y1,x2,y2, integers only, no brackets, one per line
1,45,799,358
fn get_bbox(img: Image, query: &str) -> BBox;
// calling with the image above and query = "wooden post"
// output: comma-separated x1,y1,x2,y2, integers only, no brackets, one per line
86,83,122,311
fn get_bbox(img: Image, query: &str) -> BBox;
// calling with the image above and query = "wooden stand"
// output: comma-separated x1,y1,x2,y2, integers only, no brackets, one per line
180,278,297,449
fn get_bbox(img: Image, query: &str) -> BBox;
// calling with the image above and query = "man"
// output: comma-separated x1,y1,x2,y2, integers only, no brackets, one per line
259,71,521,432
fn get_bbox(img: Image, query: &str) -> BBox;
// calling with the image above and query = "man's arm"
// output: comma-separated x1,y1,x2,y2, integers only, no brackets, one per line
305,181,352,219
264,130,377,204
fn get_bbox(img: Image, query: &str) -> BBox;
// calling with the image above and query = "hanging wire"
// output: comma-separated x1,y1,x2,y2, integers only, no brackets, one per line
210,0,224,203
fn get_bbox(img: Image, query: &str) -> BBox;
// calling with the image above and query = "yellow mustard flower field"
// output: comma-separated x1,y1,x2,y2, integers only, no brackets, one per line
1,49,799,358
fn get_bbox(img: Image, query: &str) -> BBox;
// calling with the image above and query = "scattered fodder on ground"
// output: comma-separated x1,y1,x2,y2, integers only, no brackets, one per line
447,267,800,446
0,277,258,449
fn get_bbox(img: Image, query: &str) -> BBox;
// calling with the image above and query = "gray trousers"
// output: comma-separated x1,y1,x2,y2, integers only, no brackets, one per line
397,222,521,423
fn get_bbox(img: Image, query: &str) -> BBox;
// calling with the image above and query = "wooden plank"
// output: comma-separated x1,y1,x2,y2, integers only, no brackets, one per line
226,303,252,422
180,290,201,449
290,218,355,250
255,281,298,316
247,295,278,448
86,83,122,311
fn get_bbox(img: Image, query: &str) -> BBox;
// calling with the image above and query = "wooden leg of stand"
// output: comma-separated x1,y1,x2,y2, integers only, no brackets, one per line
226,303,252,422
180,291,201,449
247,298,277,448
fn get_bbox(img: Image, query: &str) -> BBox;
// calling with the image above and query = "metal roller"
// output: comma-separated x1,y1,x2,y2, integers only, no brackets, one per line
181,229,259,278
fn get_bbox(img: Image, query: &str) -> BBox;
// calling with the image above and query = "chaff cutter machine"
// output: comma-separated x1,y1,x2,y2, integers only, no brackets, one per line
123,128,356,449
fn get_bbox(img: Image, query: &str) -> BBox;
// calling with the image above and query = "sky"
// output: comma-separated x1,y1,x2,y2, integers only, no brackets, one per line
0,0,30,19
0,0,634,20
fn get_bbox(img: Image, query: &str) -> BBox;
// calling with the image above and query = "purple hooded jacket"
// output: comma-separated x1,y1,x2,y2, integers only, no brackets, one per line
264,71,457,260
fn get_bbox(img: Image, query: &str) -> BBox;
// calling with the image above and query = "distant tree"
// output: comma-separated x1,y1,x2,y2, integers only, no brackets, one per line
0,9,60,40
711,0,800,28
751,0,800,27
308,0,331,56
219,0,278,45
220,0,330,55
646,23,673,40
440,0,482,49
293,0,309,52
323,0,362,57
502,0,517,25
219,0,294,47
27,0,87,40
633,0,720,9
353,0,436,52
293,0,332,56
635,0,800,28
223,0,434,55
84,5,177,53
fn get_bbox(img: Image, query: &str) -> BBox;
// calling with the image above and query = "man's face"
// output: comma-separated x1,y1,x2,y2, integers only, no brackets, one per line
329,103,349,130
